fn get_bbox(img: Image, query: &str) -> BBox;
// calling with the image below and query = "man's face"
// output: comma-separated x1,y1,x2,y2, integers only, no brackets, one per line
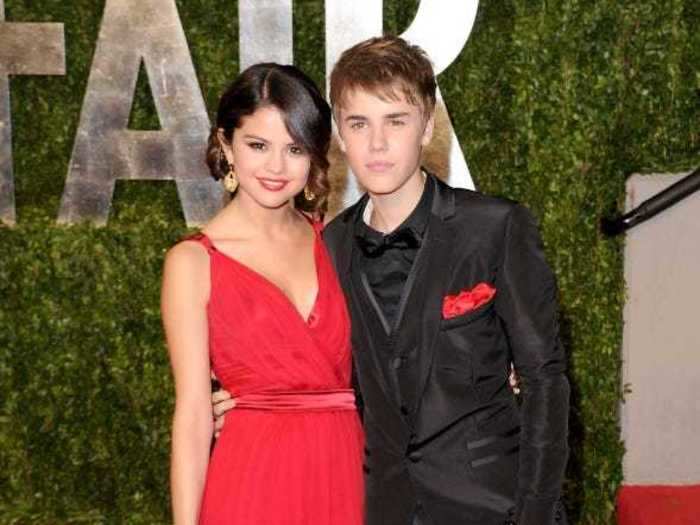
335,87,434,196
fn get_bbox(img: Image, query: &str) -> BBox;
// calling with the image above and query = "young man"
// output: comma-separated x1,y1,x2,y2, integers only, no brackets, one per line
215,36,569,525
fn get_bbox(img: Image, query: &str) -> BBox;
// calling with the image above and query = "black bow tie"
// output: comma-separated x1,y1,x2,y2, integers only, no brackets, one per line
356,227,421,258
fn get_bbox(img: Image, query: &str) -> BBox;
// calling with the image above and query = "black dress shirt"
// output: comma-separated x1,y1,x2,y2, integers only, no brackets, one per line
354,175,434,330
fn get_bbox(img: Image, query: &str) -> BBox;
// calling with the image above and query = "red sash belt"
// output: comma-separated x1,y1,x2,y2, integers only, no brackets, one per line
234,389,356,412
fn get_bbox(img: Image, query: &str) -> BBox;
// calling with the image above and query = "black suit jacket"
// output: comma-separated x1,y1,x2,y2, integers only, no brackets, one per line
323,176,569,525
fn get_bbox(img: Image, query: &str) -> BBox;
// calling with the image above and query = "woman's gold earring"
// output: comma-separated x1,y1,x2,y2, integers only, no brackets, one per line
303,186,316,201
224,168,239,193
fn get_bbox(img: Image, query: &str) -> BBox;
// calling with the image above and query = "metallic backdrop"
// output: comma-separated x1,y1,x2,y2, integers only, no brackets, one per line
0,0,65,225
1,0,479,226
57,0,224,227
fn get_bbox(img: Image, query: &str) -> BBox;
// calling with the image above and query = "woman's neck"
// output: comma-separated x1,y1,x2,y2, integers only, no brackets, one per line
219,193,300,240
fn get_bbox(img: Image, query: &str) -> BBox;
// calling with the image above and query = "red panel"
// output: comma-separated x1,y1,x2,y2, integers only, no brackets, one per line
617,485,700,525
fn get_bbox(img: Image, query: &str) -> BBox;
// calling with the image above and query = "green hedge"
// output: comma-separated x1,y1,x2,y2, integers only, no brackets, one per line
1,1,698,523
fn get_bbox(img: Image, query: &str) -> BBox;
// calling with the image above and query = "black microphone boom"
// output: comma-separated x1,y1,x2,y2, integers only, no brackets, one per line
601,166,700,236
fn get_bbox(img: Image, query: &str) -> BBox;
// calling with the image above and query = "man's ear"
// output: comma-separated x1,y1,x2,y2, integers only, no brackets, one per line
421,111,435,147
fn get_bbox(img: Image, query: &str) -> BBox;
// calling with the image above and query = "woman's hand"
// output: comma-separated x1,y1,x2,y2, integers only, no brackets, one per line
212,385,236,439
509,364,521,395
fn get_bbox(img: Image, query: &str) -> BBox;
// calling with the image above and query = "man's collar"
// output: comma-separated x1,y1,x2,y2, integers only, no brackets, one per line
341,168,455,225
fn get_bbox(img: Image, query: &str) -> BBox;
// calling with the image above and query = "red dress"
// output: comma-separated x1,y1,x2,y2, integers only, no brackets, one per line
189,222,364,525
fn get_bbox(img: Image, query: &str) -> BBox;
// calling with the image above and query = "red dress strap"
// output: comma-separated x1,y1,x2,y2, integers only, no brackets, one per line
312,219,325,235
181,232,216,254
299,211,325,235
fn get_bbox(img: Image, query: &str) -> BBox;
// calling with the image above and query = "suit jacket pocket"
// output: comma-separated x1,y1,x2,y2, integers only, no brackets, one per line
441,299,495,330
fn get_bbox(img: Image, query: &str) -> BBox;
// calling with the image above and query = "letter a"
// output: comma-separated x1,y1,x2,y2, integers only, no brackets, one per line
58,0,223,226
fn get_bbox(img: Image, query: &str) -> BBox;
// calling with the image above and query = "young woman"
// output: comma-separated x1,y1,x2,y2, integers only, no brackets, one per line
161,63,363,525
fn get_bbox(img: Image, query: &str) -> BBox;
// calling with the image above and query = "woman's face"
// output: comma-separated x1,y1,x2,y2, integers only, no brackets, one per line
222,105,311,210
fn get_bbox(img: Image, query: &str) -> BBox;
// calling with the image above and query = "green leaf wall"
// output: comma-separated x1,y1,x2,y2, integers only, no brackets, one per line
1,1,698,523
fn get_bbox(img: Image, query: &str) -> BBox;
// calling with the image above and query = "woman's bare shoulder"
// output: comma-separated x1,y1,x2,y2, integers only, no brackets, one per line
164,237,211,280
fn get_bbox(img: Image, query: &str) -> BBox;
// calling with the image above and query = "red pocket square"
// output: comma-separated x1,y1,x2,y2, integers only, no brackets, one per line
442,282,496,320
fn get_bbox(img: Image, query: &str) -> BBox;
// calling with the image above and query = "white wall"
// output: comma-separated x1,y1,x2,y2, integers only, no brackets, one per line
622,172,700,484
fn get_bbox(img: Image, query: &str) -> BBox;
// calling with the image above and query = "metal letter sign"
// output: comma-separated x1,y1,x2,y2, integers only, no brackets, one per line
401,0,478,188
3,0,478,225
238,0,293,69
58,0,223,226
326,0,479,206
0,0,65,225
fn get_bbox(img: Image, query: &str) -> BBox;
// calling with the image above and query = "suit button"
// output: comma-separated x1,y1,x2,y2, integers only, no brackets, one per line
391,357,402,369
408,451,422,463
400,405,409,416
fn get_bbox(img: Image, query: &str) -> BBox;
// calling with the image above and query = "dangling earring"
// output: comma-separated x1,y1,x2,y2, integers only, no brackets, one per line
220,147,238,193
224,168,239,193
303,186,316,201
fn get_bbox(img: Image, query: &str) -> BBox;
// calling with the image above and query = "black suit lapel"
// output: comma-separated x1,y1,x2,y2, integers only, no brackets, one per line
360,272,392,335
411,179,458,406
330,197,372,357
390,225,430,334
327,198,359,294
350,261,406,410
330,197,405,418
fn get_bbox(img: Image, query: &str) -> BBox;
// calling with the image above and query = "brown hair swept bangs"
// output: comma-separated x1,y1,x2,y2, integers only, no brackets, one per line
329,35,436,117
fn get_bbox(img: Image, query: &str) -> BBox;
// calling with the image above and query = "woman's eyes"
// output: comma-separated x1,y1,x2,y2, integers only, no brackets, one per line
246,142,305,156
247,141,266,151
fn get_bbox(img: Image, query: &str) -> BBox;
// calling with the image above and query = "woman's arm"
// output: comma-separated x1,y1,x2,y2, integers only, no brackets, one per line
161,241,213,525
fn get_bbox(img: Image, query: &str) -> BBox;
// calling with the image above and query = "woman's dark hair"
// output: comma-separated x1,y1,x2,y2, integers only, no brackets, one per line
206,63,332,214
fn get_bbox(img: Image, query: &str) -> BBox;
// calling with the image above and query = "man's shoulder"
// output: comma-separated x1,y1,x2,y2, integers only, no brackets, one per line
453,186,514,208
441,182,519,225
324,199,363,236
